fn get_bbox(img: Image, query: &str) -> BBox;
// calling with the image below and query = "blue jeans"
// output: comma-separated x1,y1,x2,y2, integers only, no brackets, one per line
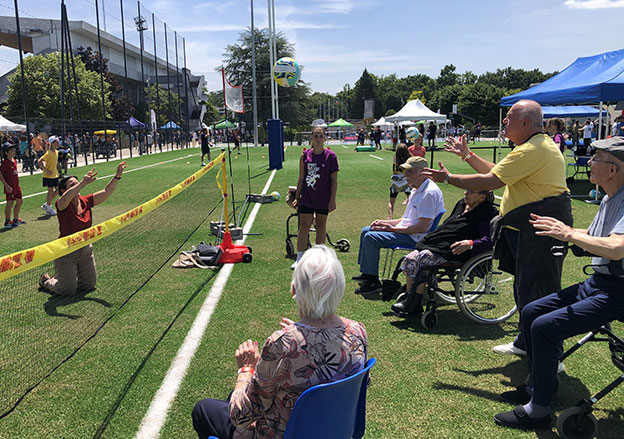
522,274,624,407
357,226,416,276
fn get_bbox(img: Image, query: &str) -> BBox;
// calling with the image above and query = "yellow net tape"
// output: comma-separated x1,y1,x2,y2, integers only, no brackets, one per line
0,152,225,282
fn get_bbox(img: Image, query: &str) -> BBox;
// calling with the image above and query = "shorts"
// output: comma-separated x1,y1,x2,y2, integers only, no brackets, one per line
5,187,22,201
390,174,410,198
298,204,329,216
201,143,211,155
43,177,59,188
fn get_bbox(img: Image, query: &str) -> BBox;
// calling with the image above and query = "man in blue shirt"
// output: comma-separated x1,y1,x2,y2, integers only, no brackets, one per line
494,136,624,430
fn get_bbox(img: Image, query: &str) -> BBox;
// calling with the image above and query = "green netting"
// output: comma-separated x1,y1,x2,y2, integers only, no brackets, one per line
0,166,222,418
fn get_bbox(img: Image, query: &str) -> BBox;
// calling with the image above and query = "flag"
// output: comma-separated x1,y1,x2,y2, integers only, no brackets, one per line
222,68,244,114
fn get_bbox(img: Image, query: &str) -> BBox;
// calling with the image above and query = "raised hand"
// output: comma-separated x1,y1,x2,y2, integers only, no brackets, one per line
422,161,450,183
82,168,98,186
444,135,469,157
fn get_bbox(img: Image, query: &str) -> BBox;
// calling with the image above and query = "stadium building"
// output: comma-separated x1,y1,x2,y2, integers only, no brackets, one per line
0,15,206,128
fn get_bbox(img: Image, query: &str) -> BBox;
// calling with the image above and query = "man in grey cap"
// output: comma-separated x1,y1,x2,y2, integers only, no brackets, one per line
353,156,445,295
494,136,624,430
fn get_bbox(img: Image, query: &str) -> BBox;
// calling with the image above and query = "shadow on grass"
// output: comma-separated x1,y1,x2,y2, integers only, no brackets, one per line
385,307,516,342
92,271,218,439
34,214,54,221
42,288,111,320
251,168,273,180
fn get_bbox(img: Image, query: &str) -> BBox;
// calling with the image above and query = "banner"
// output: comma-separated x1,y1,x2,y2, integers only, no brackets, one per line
0,152,225,282
222,68,244,114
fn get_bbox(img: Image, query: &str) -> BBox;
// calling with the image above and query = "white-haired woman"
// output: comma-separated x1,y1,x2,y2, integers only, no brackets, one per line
192,245,367,439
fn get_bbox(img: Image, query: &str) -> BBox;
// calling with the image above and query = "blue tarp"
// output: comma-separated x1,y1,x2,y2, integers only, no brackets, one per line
160,121,180,129
127,116,145,128
501,48,624,106
541,105,602,118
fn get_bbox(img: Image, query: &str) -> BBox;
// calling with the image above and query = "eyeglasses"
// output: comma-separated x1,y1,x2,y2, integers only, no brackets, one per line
589,155,616,166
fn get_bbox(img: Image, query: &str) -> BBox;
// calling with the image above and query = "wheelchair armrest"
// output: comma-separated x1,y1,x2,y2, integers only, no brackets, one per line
551,244,597,258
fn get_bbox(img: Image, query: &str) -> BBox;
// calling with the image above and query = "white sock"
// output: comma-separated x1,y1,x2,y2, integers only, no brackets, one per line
296,251,304,262
523,401,550,418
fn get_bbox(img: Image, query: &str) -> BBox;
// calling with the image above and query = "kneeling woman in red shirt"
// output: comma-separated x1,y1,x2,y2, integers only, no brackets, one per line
40,161,126,296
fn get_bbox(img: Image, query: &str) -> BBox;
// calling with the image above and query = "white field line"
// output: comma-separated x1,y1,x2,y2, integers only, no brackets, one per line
369,154,383,160
135,168,278,439
0,153,198,206
341,145,348,149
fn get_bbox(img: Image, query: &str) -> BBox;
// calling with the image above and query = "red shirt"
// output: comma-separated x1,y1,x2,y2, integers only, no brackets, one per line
56,194,95,238
0,158,19,193
408,145,426,157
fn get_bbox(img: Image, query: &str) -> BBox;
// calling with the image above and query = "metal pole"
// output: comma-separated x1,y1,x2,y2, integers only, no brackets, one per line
183,37,190,147
152,13,161,152
598,101,603,140
60,0,66,136
250,0,259,149
137,1,147,154
267,0,275,119
95,0,108,161
13,0,29,138
175,31,183,147
120,0,128,85
64,2,84,168
164,22,172,150
271,0,279,119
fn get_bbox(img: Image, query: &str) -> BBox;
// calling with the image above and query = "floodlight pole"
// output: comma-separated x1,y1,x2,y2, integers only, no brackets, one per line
250,0,258,149
95,0,108,161
152,13,161,152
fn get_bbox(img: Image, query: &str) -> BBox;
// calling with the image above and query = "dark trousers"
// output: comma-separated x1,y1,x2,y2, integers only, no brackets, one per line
192,398,235,439
522,274,624,407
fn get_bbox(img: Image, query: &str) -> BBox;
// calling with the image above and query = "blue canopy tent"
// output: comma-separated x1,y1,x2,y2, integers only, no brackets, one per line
160,121,180,130
541,105,602,119
500,48,624,106
127,116,146,128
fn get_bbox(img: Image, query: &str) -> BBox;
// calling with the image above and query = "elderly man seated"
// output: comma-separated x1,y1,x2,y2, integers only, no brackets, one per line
494,136,624,430
353,156,445,295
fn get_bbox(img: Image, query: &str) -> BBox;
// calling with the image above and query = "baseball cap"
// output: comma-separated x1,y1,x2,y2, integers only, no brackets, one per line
399,156,428,171
48,136,59,145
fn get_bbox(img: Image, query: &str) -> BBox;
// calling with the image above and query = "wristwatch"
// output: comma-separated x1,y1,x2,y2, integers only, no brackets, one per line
444,173,450,185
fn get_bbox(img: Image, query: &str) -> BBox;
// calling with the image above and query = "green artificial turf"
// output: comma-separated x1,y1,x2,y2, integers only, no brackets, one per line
0,142,621,439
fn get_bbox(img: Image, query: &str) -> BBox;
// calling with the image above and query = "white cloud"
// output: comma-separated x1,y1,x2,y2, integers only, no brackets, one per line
564,0,624,8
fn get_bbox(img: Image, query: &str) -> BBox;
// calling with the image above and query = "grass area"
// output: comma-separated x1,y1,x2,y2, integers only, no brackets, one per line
0,141,622,438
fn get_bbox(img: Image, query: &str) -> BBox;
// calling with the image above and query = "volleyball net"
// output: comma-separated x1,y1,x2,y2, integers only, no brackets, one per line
0,152,226,419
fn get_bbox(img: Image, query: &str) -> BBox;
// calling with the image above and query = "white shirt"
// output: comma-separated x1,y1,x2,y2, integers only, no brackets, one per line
583,123,594,139
398,178,445,241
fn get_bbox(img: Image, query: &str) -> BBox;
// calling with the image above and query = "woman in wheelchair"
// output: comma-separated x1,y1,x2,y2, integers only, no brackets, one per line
494,137,624,431
391,189,498,317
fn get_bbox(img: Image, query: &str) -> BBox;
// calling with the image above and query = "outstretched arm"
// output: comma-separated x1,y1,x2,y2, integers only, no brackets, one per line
444,135,495,174
93,161,126,206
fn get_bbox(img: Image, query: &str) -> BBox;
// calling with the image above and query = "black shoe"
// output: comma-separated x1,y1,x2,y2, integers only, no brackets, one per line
352,273,373,282
390,291,423,316
355,280,382,295
501,386,532,405
494,405,551,430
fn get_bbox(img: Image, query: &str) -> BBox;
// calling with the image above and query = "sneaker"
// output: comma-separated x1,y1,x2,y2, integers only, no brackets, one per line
351,273,373,282
557,361,565,374
201,162,206,166
494,405,552,430
493,342,527,356
41,203,48,212
39,272,51,290
355,280,382,295
46,206,57,216
13,219,26,225
4,220,16,229
501,386,532,405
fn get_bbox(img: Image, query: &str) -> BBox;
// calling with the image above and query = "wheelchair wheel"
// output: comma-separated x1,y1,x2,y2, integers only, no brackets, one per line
286,239,295,258
335,238,351,252
455,251,517,324
421,310,438,329
556,406,597,439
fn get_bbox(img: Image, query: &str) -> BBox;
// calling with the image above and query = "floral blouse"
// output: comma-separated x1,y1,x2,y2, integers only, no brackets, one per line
229,317,368,439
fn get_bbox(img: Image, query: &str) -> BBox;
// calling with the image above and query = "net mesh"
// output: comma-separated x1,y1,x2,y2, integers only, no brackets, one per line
0,165,222,418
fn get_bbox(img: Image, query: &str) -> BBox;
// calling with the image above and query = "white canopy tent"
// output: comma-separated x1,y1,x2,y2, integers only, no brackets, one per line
372,117,394,130
385,99,447,122
0,115,26,132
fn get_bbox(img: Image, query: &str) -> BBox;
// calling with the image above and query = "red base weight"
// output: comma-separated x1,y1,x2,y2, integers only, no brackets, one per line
218,232,252,264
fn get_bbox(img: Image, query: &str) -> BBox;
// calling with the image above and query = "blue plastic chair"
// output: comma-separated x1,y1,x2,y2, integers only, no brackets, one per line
381,210,445,279
208,358,375,439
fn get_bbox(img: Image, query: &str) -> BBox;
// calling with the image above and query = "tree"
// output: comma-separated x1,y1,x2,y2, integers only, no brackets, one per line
437,64,459,88
408,90,426,104
429,84,462,116
5,52,110,121
351,69,376,119
77,46,133,121
221,27,313,130
458,83,506,126
144,83,182,127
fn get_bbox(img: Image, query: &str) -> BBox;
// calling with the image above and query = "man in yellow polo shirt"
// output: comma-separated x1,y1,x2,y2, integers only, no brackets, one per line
37,135,60,216
424,99,572,357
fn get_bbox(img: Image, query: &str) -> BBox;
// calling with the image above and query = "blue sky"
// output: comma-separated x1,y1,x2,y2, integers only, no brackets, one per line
1,0,624,94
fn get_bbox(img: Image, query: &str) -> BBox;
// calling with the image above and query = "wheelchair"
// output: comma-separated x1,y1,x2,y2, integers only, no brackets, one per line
385,250,517,329
551,244,624,439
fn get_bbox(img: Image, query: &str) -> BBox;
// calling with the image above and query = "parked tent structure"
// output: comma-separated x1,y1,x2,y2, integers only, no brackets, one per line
127,116,146,129
385,99,447,122
541,106,603,119
160,121,181,130
372,117,394,130
0,115,26,132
